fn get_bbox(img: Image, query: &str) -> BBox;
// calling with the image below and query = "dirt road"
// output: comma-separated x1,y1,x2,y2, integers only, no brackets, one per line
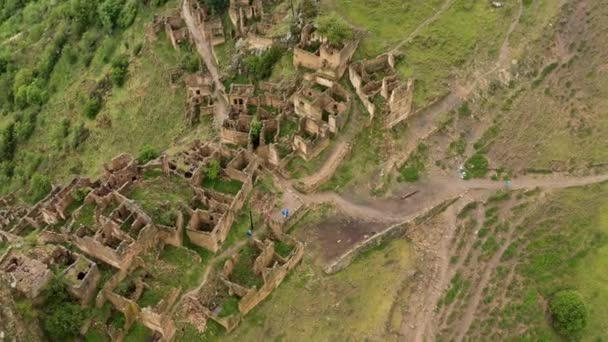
182,0,229,127
297,142,351,193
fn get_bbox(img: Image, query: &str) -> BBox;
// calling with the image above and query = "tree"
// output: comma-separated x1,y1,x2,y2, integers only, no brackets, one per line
137,145,160,164
204,0,229,15
70,0,98,28
549,290,587,338
110,55,129,86
206,159,220,181
464,153,489,179
41,276,88,341
84,95,102,119
29,173,52,203
98,0,124,31
315,13,353,48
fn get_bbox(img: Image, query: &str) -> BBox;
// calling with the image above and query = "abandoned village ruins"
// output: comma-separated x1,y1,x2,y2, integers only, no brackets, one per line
0,0,419,340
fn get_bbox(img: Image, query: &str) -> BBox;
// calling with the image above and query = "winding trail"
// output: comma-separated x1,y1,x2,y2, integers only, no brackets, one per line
297,142,351,193
389,0,456,54
383,0,524,176
182,0,229,127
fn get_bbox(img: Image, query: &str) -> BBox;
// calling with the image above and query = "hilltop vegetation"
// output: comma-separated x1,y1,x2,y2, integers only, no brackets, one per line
0,0,208,199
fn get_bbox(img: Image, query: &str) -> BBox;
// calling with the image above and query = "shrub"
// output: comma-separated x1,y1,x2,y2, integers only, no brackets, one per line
464,153,489,179
315,13,353,48
69,122,89,149
84,96,102,119
118,0,138,29
206,159,220,180
98,0,124,31
137,145,160,164
242,45,285,81
110,55,129,86
29,173,52,203
41,276,88,341
203,0,229,15
549,290,587,338
70,0,98,28
0,122,16,161
181,52,200,73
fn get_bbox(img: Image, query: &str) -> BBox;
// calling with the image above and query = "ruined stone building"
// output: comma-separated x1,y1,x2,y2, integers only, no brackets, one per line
180,233,303,333
349,53,415,128
228,0,265,37
293,23,359,81
185,72,216,126
100,262,182,340
221,83,294,168
167,143,259,252
0,245,100,303
185,0,226,46
290,82,351,160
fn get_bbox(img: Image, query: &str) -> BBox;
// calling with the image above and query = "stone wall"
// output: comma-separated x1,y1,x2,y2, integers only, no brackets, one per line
293,48,321,71
385,79,414,129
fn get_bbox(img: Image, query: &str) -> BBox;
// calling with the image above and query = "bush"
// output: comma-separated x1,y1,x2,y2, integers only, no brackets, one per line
29,173,52,203
203,0,229,15
549,290,587,338
84,96,102,119
98,0,124,31
206,159,220,181
315,13,353,48
110,55,129,86
464,153,489,179
242,45,285,81
70,0,98,28
41,276,88,341
137,145,160,164
118,0,138,29
181,51,200,72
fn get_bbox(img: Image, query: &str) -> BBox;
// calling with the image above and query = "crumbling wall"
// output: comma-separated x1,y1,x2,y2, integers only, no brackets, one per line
349,65,376,120
293,48,322,71
385,79,414,129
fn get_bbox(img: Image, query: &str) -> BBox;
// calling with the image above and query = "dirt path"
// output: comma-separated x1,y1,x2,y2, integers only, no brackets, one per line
297,142,351,193
454,224,517,341
182,0,229,127
389,0,456,54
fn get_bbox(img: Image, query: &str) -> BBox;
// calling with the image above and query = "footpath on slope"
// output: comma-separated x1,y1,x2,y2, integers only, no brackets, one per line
182,0,229,127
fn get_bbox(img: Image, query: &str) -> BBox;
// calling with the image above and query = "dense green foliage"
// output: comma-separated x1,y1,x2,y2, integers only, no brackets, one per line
464,153,489,179
206,159,220,180
549,290,588,338
110,55,129,86
315,13,353,47
41,276,89,341
137,145,160,164
242,45,285,82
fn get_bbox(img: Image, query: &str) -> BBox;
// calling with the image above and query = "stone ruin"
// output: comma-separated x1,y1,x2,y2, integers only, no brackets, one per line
349,53,415,129
293,23,360,81
228,0,267,38
99,257,183,340
0,245,100,304
222,83,295,169
185,72,216,126
180,232,303,333
166,141,259,252
291,81,352,160
0,194,27,234
152,1,226,50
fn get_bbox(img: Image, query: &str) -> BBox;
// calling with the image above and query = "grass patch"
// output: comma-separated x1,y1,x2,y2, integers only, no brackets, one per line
201,177,243,195
226,238,414,340
396,0,515,108
230,244,264,289
129,173,193,224
398,143,428,182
